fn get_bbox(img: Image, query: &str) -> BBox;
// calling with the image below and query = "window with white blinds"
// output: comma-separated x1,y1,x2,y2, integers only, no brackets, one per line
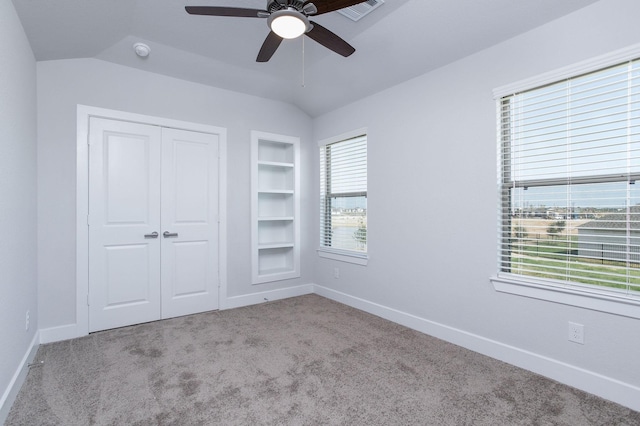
498,58,640,300
320,135,367,256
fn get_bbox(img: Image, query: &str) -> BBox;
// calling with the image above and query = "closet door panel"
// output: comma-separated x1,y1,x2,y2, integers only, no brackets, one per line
161,128,219,319
88,118,162,332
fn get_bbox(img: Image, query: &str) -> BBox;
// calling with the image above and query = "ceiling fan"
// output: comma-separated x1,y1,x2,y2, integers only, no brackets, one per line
185,0,368,62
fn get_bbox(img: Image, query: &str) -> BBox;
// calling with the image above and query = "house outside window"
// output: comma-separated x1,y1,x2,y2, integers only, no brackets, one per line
493,48,640,317
318,132,368,265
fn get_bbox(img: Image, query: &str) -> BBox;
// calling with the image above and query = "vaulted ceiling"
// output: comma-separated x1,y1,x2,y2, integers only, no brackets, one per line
13,0,600,117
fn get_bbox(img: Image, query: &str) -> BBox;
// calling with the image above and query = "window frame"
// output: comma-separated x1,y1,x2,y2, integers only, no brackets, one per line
317,128,369,266
491,44,640,319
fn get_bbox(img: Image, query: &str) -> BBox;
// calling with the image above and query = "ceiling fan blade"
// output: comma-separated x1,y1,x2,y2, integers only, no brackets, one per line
257,31,283,62
304,0,368,15
185,6,267,18
306,21,355,57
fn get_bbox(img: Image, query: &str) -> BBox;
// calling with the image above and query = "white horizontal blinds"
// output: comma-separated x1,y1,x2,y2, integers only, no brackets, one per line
320,135,367,252
500,59,640,297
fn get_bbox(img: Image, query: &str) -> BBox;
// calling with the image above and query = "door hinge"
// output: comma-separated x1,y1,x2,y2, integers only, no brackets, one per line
86,294,90,306
87,214,90,226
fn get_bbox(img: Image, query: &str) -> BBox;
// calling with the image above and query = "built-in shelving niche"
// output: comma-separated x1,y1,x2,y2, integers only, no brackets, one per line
251,132,300,284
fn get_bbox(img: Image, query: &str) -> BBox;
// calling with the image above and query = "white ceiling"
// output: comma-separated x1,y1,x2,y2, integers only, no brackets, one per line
13,0,600,117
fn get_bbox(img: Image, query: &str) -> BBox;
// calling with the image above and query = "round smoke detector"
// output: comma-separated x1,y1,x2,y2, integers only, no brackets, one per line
133,43,151,58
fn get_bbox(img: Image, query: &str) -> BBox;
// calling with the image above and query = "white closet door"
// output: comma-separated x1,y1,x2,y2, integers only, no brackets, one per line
160,128,219,319
88,120,220,332
88,118,162,332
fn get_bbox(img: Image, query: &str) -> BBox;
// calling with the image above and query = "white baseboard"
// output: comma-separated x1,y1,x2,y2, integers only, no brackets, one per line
38,284,316,343
221,284,314,310
39,323,81,344
313,284,640,412
0,331,40,424
32,283,640,412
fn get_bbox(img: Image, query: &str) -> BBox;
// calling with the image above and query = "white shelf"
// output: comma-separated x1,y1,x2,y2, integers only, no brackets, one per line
258,140,294,163
251,131,300,284
258,189,294,194
258,266,295,276
257,192,293,218
258,160,294,168
257,247,295,277
258,243,295,249
258,164,294,192
257,219,293,246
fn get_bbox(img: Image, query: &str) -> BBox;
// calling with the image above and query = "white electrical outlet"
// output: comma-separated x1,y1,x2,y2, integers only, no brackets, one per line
333,267,340,279
568,322,584,344
26,310,30,331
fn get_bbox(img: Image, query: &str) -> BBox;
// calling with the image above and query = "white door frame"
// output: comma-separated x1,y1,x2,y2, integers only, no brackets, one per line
76,105,228,338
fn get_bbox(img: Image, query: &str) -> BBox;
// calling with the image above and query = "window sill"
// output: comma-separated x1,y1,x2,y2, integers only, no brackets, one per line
317,248,368,265
490,274,640,319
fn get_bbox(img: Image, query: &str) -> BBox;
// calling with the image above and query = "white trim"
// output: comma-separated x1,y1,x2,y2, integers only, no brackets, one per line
493,42,640,99
490,275,640,320
317,127,367,147
0,331,39,424
313,284,640,412
253,130,300,146
39,323,79,344
317,248,368,265
493,48,640,318
76,107,90,338
218,132,228,310
18,283,640,412
221,284,314,310
250,130,301,284
318,129,368,261
76,105,228,339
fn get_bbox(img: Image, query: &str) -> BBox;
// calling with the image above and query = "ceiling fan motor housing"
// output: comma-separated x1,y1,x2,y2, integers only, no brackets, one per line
268,0,307,13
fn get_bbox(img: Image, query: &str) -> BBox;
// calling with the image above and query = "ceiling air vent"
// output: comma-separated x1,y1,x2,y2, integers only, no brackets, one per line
338,0,384,22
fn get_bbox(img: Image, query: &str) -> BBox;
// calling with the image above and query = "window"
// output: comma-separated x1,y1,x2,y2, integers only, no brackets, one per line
319,134,367,263
496,54,640,312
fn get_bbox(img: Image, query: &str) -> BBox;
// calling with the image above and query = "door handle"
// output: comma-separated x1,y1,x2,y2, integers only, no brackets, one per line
163,231,178,238
144,231,159,239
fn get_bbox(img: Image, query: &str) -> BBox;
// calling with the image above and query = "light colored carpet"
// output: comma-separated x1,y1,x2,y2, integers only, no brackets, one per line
6,294,640,425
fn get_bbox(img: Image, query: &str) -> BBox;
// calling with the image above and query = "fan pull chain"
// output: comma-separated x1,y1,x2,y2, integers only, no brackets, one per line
302,36,306,88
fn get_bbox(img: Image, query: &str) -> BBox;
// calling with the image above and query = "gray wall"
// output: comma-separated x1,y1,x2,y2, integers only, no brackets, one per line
313,0,640,396
37,58,314,329
0,0,38,414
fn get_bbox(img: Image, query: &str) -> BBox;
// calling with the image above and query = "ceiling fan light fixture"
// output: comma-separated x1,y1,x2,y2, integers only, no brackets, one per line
268,9,309,39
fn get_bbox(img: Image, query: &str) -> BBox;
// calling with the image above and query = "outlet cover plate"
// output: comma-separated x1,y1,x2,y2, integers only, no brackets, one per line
568,322,584,344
